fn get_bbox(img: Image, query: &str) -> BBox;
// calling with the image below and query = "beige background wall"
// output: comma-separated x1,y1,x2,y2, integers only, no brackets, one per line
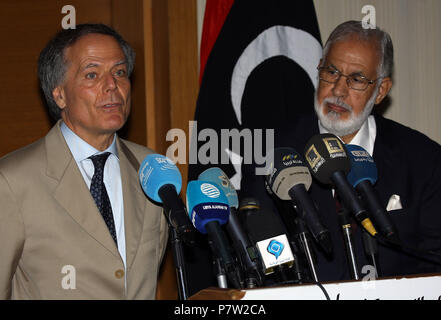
197,0,441,144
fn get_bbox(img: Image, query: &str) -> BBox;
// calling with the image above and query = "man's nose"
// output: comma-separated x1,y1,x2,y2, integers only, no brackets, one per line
331,75,349,98
103,73,118,91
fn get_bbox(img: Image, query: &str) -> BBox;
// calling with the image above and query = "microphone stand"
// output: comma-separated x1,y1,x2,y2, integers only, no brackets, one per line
294,217,319,282
337,208,360,280
169,226,188,300
288,240,306,284
208,239,228,288
169,226,189,300
362,229,380,278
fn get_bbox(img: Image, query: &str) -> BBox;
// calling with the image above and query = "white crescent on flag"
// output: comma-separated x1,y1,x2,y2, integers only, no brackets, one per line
230,25,322,125
224,148,243,190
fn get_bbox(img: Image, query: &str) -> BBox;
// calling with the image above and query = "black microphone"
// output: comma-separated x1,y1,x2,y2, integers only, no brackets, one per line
238,197,295,282
304,133,377,237
186,180,242,289
266,147,333,256
198,168,264,287
345,144,400,243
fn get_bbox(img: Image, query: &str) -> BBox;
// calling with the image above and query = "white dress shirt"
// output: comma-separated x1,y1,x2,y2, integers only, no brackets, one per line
318,115,377,198
318,114,377,156
60,122,127,275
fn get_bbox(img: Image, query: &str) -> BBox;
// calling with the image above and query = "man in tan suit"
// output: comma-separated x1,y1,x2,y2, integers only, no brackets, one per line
0,24,168,299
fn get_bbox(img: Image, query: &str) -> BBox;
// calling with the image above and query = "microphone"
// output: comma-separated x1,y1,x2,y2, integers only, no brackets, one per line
139,154,195,246
198,167,264,287
343,148,441,268
304,133,377,237
345,144,400,243
265,147,333,255
238,197,295,279
139,153,194,300
186,180,242,289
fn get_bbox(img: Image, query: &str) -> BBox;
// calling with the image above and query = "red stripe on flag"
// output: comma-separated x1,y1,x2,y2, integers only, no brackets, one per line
199,0,234,84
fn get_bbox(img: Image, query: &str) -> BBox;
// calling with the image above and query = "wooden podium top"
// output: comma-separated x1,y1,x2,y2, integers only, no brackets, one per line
189,287,245,300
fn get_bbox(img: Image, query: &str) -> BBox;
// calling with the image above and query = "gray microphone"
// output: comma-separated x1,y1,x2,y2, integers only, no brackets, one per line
266,147,333,256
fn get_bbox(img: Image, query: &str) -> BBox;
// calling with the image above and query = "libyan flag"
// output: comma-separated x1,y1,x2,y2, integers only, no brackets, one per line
188,0,323,191
185,0,323,296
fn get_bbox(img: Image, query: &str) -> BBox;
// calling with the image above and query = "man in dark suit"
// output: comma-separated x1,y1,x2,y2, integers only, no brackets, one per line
242,20,441,283
0,24,168,299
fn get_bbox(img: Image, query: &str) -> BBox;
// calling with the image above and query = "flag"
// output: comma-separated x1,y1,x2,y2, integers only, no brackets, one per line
189,0,322,192
199,0,234,83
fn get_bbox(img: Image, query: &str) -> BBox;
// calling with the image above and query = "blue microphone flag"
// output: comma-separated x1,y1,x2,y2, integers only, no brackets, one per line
198,167,239,209
186,180,230,234
346,144,378,187
139,154,182,202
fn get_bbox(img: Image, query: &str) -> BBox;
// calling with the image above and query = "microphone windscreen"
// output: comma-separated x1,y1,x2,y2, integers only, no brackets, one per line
304,133,351,184
266,147,312,200
239,201,287,243
139,154,182,202
345,144,378,187
198,167,239,209
186,180,230,234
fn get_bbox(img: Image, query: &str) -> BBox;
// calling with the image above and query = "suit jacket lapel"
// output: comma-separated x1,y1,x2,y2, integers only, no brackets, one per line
46,121,120,259
117,139,148,271
372,114,406,207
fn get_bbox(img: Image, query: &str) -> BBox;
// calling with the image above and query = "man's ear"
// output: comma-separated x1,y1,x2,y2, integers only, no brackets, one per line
52,86,66,109
375,77,393,104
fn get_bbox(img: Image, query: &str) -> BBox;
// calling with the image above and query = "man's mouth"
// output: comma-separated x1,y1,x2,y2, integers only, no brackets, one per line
326,102,350,114
100,102,122,109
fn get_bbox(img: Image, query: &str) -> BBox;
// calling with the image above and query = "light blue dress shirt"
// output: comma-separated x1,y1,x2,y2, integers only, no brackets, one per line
60,122,127,277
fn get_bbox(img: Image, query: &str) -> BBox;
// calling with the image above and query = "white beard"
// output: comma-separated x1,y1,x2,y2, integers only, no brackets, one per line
314,86,379,137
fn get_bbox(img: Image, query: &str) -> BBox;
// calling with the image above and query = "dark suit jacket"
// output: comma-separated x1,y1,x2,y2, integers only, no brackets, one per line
241,111,441,282
185,111,441,296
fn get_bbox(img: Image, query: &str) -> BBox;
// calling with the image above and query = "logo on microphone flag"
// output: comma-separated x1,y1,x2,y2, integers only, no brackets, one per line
267,240,284,259
188,0,322,190
323,137,346,159
200,183,221,198
305,144,325,173
256,234,295,273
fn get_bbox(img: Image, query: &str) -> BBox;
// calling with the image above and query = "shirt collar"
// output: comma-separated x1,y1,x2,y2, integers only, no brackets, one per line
318,115,376,156
60,121,119,162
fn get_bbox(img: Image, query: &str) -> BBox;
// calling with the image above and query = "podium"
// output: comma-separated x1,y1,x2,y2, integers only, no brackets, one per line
189,273,441,300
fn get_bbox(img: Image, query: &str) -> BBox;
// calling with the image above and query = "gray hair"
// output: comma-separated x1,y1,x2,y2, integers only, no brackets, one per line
38,23,135,120
321,20,394,79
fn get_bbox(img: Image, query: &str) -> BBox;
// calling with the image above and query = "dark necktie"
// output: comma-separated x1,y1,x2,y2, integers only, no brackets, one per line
89,152,118,247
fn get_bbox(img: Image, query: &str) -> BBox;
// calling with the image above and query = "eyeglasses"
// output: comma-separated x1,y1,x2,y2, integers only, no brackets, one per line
317,66,380,91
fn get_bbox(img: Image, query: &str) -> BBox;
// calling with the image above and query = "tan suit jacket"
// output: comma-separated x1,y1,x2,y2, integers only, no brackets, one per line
0,121,168,299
